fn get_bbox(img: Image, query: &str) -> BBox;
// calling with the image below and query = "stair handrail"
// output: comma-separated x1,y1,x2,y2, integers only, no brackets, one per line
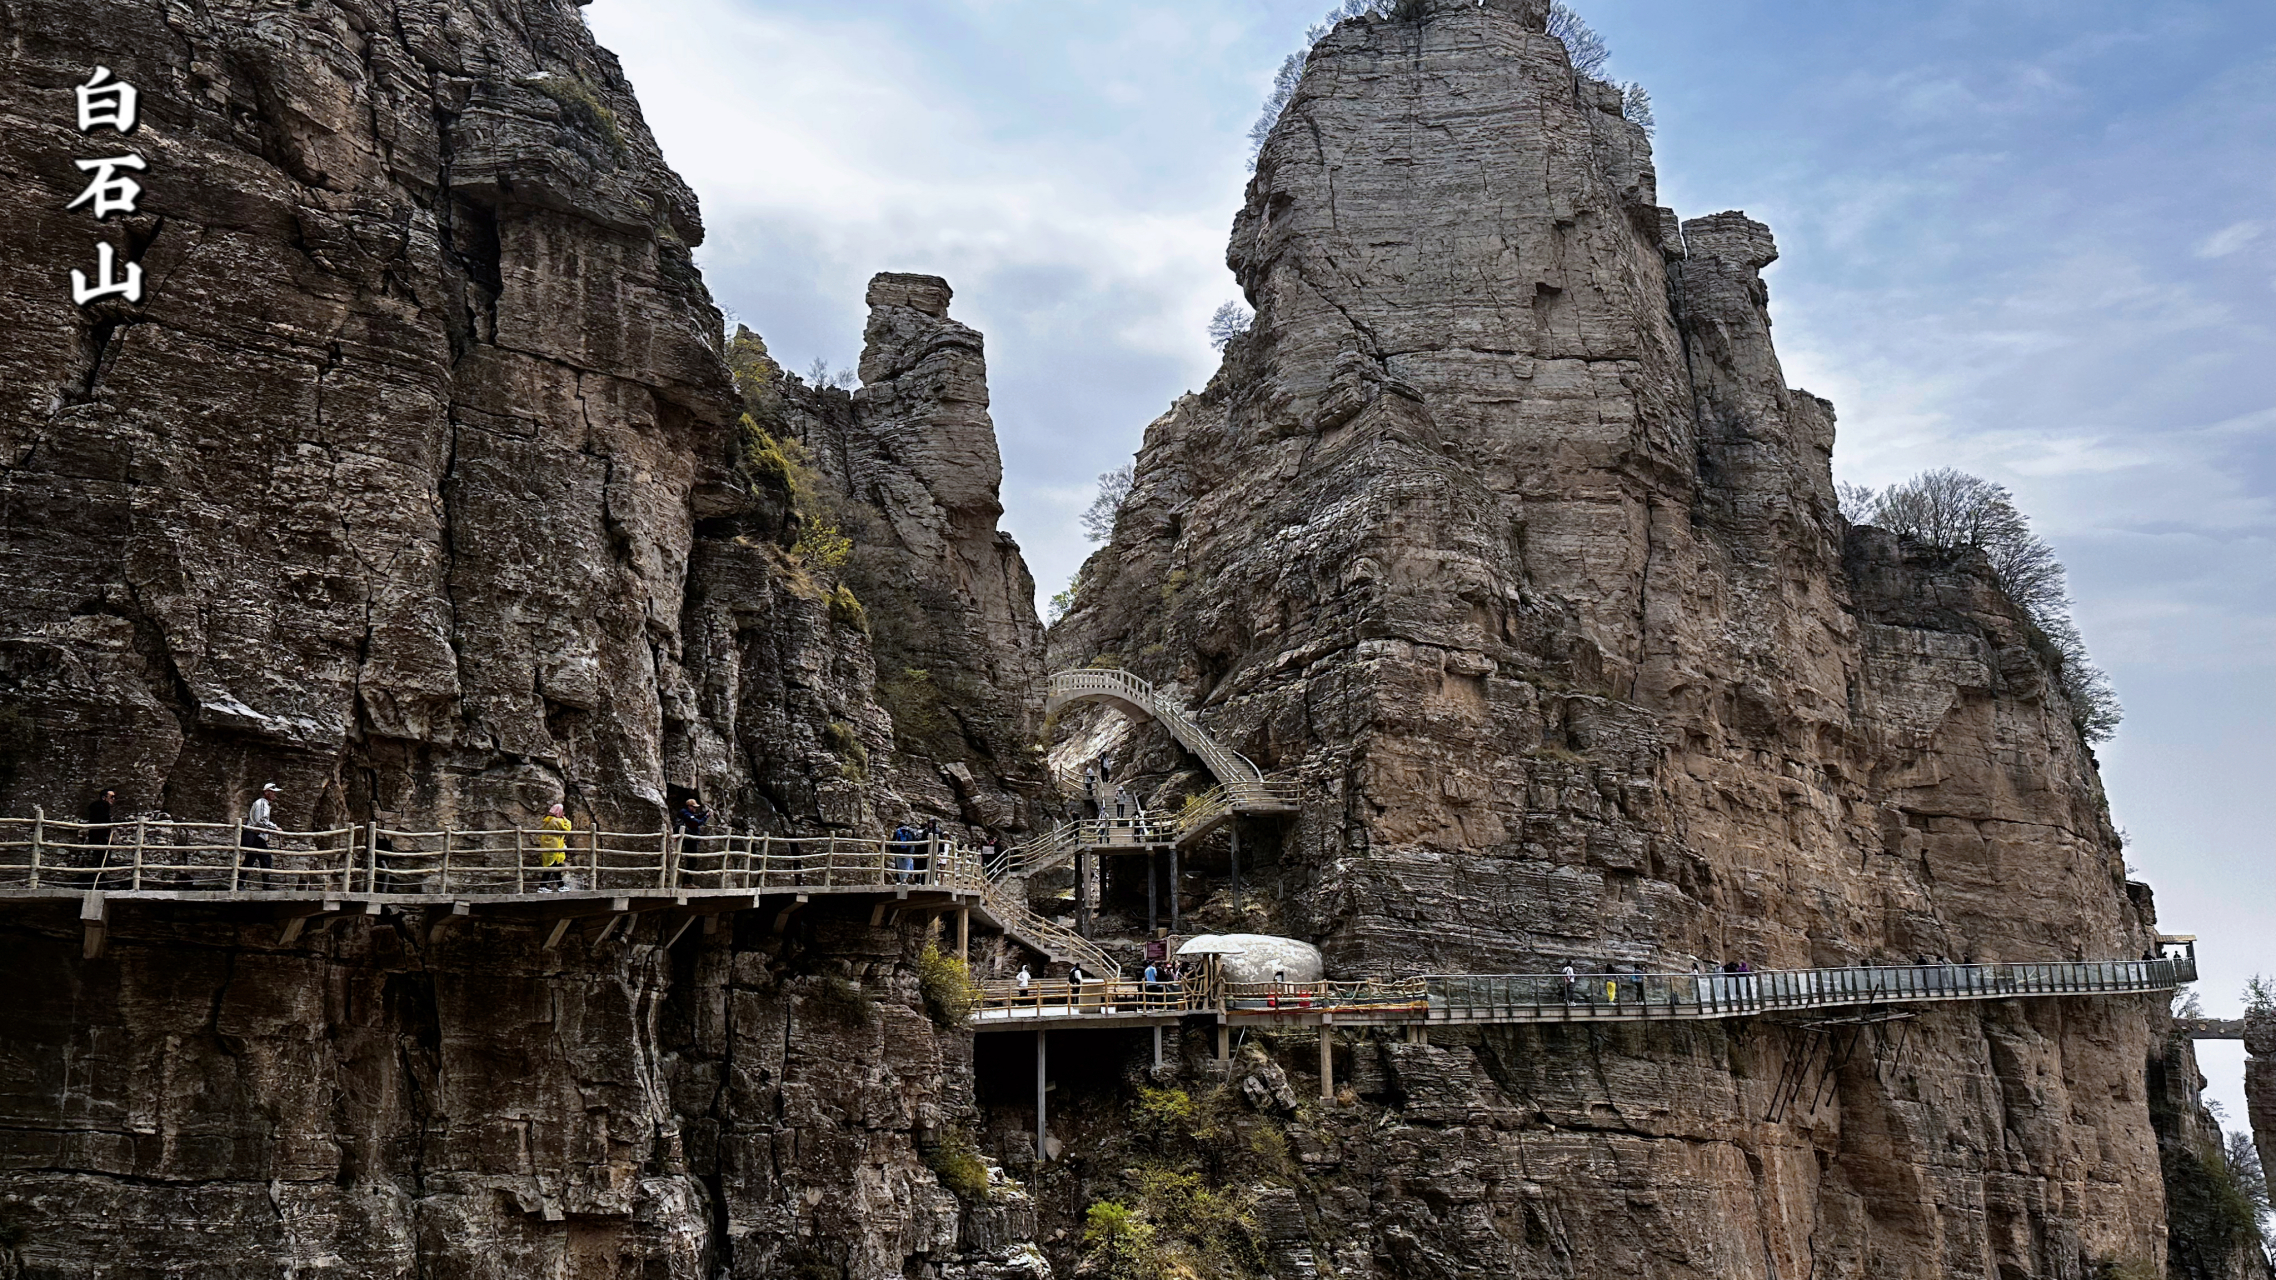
978,877,1121,979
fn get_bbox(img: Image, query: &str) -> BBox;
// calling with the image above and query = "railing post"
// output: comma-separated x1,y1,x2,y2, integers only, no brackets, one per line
131,818,146,892
514,826,525,895
439,828,452,896
28,807,42,891
588,827,599,892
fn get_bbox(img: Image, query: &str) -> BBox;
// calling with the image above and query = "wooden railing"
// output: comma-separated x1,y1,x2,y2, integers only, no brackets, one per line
977,878,1123,979
987,778,1304,882
974,976,1198,1018
0,814,987,898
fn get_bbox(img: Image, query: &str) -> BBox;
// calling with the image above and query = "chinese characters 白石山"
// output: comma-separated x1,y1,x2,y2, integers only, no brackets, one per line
68,66,146,307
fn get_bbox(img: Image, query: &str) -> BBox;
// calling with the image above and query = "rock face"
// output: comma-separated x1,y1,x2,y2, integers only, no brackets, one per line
0,2,1051,1276
1,0,735,832
2250,1010,2276,1216
1052,2,2202,1274
0,1,1041,843
0,899,1045,1280
764,273,1050,835
2153,1028,2276,1280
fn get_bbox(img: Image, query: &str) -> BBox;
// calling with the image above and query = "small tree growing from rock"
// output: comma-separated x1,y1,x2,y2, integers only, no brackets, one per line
1207,301,1253,350
1547,1,1610,77
1082,464,1134,543
1845,468,2121,744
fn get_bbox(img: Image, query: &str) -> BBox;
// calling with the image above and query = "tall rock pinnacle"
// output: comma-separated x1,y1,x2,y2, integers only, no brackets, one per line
1053,5,2187,1274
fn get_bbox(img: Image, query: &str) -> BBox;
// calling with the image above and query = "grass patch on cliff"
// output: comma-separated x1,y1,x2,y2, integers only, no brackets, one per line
915,942,982,1025
822,721,866,781
524,73,628,160
925,1126,991,1200
827,584,869,634
1078,1165,1266,1280
728,406,855,581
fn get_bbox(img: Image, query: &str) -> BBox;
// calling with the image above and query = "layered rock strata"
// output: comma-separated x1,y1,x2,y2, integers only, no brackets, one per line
0,898,1045,1280
1051,0,2203,1273
751,274,1050,835
0,0,1041,841
0,2,1052,1276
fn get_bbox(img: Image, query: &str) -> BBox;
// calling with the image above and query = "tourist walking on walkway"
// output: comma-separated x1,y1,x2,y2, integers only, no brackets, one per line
673,796,708,838
537,803,571,891
82,789,116,887
891,822,918,883
240,783,280,889
1143,961,1160,1009
84,788,115,847
1561,962,1577,1004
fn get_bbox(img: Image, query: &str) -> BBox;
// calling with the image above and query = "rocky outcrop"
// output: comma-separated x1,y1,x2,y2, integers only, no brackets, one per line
0,0,745,833
0,2,1051,1276
773,274,1050,836
0,1,1045,844
2154,1027,2276,1279
0,897,1042,1279
2250,1010,2276,1220
1051,2,2189,1274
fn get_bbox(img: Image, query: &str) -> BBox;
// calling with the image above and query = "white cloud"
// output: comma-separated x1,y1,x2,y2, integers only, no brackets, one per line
2195,220,2264,259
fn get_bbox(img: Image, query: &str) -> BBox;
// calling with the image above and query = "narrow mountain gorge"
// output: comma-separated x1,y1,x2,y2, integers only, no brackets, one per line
0,0,2261,1278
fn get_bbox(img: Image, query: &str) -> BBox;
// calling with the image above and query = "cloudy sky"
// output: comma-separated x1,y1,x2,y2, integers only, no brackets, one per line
587,0,2275,1116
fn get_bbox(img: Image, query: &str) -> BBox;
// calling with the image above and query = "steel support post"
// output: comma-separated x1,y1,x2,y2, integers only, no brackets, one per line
1229,827,1240,916
1168,843,1179,934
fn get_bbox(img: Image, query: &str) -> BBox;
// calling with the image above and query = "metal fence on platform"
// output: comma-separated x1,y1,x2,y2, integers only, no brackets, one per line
1412,958,2191,1021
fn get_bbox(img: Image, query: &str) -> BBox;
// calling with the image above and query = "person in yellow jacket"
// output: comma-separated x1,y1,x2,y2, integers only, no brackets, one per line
537,802,572,892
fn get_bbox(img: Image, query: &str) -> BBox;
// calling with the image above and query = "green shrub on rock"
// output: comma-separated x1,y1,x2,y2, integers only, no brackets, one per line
916,942,982,1025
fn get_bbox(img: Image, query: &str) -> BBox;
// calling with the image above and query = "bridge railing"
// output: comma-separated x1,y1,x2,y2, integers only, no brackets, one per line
0,816,989,898
1049,668,1286,798
1414,959,2189,1020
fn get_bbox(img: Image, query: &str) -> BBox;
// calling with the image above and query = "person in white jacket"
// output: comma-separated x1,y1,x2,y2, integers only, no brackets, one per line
240,782,281,889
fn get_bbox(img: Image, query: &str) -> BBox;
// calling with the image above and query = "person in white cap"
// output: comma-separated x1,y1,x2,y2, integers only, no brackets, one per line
240,782,281,889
